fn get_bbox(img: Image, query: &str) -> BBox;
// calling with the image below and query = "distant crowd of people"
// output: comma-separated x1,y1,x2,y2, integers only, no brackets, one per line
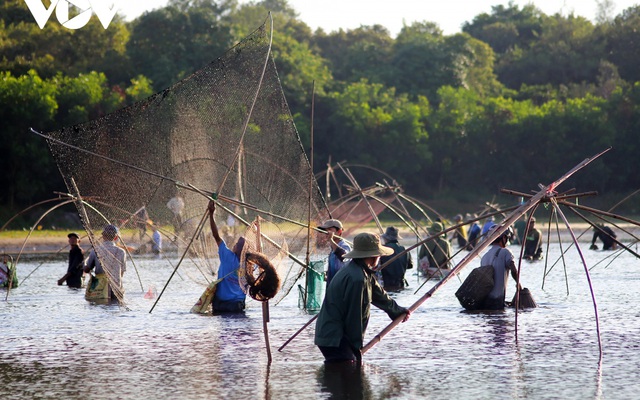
51,201,621,368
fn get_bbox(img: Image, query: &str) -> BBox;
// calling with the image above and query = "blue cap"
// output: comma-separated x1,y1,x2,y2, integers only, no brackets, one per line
102,224,119,239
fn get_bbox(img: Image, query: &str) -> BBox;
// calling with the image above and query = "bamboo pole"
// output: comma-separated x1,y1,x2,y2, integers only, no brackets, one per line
277,207,518,351
150,209,209,313
303,81,316,310
550,199,603,360
361,148,611,355
254,217,273,364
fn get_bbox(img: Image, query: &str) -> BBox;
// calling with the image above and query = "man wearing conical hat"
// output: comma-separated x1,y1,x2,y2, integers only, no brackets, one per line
315,232,411,363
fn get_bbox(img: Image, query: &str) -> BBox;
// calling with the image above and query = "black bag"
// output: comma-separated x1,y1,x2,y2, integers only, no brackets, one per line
455,264,495,310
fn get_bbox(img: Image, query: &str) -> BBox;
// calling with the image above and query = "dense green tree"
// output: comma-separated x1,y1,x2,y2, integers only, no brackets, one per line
462,3,546,53
0,0,131,84
312,25,393,84
3,0,640,216
386,22,453,100
270,31,332,125
520,95,614,192
443,33,503,97
428,87,483,193
497,14,603,89
316,80,431,191
461,96,540,191
386,23,503,101
0,70,58,209
605,6,640,83
0,69,153,210
225,0,332,134
127,0,234,91
124,75,155,103
52,71,126,127
601,83,640,190
224,0,300,39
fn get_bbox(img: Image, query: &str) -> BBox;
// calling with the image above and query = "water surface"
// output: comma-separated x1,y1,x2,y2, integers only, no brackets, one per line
1,242,639,399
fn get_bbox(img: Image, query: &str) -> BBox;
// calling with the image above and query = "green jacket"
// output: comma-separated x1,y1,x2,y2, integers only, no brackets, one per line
314,258,407,350
418,236,452,269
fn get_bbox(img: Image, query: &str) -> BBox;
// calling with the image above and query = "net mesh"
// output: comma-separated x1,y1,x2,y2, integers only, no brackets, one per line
298,260,325,311
43,19,329,307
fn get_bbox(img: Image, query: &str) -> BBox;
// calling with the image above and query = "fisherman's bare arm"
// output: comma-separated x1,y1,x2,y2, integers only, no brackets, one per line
208,200,222,246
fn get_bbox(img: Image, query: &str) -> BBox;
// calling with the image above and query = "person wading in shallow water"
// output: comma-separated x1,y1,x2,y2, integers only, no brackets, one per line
590,223,617,251
314,232,411,364
58,232,84,288
379,226,413,291
523,217,543,261
84,224,126,301
478,226,522,310
207,200,246,313
317,219,351,286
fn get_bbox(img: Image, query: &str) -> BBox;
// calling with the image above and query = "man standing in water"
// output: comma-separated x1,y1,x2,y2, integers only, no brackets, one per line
318,219,351,285
523,217,543,260
84,225,126,301
58,232,84,288
207,200,246,313
590,223,618,250
315,232,411,363
478,226,521,310
379,226,412,290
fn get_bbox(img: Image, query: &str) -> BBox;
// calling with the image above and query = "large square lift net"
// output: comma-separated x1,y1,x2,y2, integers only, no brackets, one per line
43,20,329,308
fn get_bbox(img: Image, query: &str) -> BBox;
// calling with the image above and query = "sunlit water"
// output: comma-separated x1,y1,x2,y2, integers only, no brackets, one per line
1,241,639,399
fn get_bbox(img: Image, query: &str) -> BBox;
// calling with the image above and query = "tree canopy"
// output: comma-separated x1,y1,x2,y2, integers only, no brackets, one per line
3,0,640,218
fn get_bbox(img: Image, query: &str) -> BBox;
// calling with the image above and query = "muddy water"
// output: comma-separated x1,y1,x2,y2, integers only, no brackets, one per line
1,241,639,399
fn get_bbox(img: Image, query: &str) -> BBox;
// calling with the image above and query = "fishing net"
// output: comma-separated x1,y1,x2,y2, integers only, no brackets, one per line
298,260,324,311
41,18,329,307
238,217,287,303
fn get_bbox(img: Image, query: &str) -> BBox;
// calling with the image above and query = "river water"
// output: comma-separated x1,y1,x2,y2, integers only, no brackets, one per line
1,240,639,399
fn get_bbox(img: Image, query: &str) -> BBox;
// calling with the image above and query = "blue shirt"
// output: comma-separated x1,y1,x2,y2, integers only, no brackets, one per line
327,239,351,285
152,230,162,252
468,223,480,238
214,241,246,302
481,221,496,236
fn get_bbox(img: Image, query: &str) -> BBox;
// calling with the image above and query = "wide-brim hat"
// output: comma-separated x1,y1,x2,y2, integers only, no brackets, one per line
344,232,394,259
318,219,343,230
381,226,401,241
428,221,444,235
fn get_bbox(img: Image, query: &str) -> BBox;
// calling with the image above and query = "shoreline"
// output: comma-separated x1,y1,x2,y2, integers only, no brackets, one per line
2,222,635,255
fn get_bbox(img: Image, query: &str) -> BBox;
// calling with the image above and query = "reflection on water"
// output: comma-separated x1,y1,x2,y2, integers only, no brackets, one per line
1,243,639,399
318,362,371,399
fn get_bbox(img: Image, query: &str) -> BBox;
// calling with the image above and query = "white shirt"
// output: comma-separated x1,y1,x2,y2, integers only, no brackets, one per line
86,240,126,288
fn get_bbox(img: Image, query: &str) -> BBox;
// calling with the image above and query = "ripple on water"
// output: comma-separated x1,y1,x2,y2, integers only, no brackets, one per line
1,243,639,399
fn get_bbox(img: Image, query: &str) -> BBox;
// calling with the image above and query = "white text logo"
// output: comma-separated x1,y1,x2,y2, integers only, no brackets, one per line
24,0,119,30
